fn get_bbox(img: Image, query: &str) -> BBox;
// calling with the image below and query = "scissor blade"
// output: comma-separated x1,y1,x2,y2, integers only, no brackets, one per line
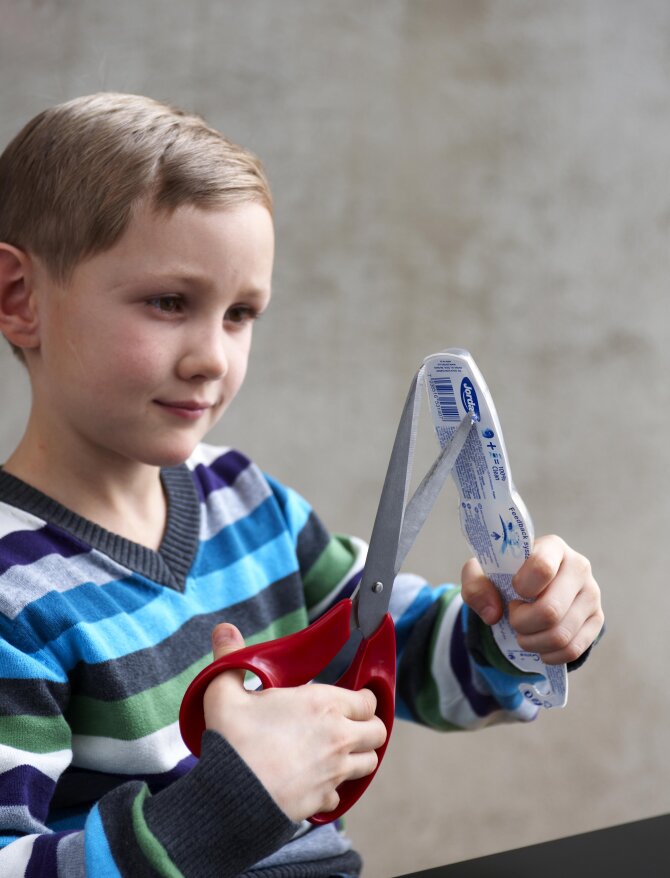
355,375,421,638
355,404,475,639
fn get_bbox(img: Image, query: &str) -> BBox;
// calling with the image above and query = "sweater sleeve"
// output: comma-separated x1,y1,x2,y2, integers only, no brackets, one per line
264,476,549,729
0,631,298,878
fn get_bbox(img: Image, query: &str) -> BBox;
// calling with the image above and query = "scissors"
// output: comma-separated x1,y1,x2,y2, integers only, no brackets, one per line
179,367,475,824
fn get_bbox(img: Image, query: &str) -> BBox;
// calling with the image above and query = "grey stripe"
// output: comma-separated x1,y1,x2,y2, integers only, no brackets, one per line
199,464,272,541
0,549,127,620
0,804,49,835
0,465,200,593
56,830,86,878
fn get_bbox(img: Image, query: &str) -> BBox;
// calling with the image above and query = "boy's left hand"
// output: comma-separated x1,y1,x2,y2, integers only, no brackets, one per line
461,534,603,665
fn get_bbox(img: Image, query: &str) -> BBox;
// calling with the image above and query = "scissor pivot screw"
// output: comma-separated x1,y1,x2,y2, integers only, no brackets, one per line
372,581,384,594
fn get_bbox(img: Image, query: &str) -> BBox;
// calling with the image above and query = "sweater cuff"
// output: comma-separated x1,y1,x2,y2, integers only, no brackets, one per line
465,606,602,674
144,730,300,878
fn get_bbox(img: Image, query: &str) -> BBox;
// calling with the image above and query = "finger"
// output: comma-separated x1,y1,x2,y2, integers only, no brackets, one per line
512,534,566,600
461,557,504,625
347,715,388,754
343,748,380,782
538,611,604,665
212,622,246,658
508,563,578,636
513,587,600,661
335,686,379,722
209,623,247,688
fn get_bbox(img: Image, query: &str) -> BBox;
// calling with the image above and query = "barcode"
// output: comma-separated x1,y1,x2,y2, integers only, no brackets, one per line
430,376,460,421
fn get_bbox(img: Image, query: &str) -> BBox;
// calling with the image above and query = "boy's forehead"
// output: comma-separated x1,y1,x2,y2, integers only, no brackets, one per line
84,200,274,290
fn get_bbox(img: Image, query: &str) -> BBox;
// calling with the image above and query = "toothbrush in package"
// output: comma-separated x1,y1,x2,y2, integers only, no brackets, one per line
423,348,567,709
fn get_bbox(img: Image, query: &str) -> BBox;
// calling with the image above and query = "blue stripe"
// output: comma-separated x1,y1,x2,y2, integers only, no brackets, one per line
394,584,448,655
48,811,87,832
263,475,312,542
6,533,300,678
195,495,293,576
84,803,122,878
3,574,158,652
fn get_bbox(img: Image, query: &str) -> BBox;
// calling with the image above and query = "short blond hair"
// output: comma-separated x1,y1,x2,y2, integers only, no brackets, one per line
0,92,272,283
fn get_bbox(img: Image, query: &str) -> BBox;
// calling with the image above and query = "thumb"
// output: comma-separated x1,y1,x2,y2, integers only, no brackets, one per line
211,622,246,660
461,557,503,625
203,624,247,725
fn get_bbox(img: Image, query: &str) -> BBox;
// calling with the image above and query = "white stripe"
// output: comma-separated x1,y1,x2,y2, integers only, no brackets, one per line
199,465,272,542
430,593,485,729
0,742,71,781
0,503,44,539
186,442,231,469
307,536,367,621
388,573,427,621
72,722,189,775
0,834,39,871
0,549,129,620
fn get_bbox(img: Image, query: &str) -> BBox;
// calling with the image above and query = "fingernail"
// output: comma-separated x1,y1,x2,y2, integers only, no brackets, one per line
213,625,233,648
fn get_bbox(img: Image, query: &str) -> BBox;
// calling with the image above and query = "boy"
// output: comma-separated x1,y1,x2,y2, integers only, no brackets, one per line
0,94,602,878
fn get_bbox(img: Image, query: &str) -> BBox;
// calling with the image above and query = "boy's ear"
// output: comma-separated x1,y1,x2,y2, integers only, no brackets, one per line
0,243,40,350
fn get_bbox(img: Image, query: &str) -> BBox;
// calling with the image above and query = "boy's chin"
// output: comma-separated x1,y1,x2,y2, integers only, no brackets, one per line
139,441,201,470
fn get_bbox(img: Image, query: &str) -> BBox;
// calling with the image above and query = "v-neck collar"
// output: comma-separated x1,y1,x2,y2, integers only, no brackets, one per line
0,464,200,592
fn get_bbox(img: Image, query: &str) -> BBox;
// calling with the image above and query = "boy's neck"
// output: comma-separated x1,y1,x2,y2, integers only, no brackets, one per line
3,419,169,552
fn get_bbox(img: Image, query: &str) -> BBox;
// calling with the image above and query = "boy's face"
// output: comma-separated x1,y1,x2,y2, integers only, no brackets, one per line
29,200,274,470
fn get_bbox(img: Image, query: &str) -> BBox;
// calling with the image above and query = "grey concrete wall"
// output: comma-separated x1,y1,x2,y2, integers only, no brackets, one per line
1,1,668,875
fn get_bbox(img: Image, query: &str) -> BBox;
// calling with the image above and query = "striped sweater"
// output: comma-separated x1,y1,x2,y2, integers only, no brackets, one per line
0,443,540,878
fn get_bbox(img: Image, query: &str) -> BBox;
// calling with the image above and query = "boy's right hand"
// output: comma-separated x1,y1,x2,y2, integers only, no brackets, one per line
202,623,388,823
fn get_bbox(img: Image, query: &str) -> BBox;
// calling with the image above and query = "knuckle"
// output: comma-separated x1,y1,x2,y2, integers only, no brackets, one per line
539,600,563,629
322,790,340,813
328,724,352,756
360,687,377,716
575,553,592,579
562,640,584,663
547,625,573,651
530,554,556,585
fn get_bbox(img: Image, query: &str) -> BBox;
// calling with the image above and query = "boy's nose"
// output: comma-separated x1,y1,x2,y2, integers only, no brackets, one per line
178,328,229,381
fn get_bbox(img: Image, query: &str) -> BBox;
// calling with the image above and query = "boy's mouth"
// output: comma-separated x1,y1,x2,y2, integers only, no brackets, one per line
154,399,213,420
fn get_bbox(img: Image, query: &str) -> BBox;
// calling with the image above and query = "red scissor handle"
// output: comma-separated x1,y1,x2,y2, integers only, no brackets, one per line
179,599,395,824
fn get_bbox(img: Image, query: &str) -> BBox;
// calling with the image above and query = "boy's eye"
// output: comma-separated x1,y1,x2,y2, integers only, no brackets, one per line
147,295,184,314
225,304,259,325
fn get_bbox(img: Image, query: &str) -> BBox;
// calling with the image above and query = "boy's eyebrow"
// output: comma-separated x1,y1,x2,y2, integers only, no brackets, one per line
111,270,271,299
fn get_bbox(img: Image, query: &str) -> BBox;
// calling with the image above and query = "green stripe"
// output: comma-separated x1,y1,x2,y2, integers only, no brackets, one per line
415,592,461,731
478,620,528,677
303,535,357,609
67,607,309,739
132,785,185,878
244,606,308,646
0,713,70,753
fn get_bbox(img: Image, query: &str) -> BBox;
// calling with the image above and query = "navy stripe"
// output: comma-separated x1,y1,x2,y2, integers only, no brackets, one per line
0,764,55,821
25,832,72,878
450,610,498,717
192,449,251,500
0,524,87,577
